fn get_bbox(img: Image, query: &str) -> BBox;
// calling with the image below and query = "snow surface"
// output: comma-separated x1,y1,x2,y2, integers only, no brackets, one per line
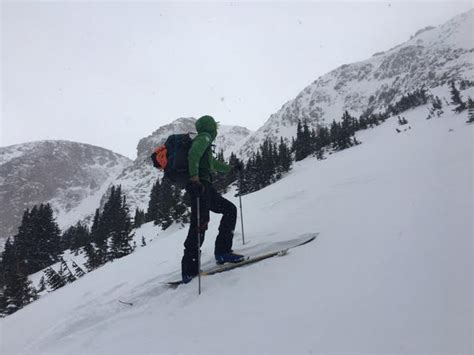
1,106,472,354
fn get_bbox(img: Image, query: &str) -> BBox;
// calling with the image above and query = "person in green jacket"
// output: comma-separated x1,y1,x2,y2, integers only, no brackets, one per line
182,115,244,283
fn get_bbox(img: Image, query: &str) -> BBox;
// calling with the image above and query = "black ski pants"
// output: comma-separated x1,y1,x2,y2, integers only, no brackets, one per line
182,181,237,276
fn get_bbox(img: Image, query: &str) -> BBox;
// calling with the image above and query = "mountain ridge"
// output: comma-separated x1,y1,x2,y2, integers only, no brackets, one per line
238,9,474,158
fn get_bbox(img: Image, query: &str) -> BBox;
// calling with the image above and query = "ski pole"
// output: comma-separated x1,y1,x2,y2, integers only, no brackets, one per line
238,169,246,245
196,195,202,295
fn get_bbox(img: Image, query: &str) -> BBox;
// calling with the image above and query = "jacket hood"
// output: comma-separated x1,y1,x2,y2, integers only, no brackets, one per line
195,115,218,141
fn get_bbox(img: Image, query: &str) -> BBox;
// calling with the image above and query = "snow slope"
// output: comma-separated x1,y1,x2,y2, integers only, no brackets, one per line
1,106,472,354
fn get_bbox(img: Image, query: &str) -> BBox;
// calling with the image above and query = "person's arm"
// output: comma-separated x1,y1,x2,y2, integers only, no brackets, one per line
212,157,231,174
188,133,212,178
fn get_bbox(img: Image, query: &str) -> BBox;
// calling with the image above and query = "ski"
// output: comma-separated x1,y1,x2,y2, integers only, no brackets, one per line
164,232,318,287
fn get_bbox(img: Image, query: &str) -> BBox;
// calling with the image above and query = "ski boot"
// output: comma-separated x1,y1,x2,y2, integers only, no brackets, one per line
215,252,245,265
182,273,195,284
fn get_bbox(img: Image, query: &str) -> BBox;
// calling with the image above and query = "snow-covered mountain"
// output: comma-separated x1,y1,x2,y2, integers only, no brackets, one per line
0,141,132,245
239,10,474,158
4,103,472,354
114,117,251,213
0,119,250,245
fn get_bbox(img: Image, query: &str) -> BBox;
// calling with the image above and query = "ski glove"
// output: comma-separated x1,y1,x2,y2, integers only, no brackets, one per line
189,179,205,197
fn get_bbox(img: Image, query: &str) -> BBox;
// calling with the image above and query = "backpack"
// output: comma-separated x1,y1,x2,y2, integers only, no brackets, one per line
151,134,193,187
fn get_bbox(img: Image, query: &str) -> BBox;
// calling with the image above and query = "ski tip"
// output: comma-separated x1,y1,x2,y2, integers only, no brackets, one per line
118,300,133,306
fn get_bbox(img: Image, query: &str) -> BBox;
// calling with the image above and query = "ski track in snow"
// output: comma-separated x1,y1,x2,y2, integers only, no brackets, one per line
1,106,473,354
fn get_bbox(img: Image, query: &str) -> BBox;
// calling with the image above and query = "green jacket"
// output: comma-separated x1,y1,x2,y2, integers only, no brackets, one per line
188,115,231,182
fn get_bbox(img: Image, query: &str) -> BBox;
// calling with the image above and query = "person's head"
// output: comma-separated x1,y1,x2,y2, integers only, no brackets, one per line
195,115,218,141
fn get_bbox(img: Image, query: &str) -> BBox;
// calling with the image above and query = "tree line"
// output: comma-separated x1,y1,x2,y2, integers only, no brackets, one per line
236,82,472,195
0,185,134,316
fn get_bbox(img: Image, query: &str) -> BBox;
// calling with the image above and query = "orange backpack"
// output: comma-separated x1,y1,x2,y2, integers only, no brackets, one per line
150,134,193,187
151,145,168,169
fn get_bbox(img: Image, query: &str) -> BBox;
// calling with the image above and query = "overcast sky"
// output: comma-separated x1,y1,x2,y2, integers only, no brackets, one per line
1,1,472,159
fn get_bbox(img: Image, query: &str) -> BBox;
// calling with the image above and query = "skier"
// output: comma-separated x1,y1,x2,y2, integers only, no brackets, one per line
182,115,244,283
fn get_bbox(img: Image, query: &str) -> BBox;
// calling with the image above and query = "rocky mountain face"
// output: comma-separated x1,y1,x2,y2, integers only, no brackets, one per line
239,10,474,158
0,141,132,246
114,117,251,213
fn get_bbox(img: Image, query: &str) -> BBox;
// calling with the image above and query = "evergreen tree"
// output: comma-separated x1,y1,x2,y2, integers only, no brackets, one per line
432,96,443,111
228,152,241,180
72,261,86,278
214,152,242,194
93,186,123,265
239,158,253,195
398,116,408,125
259,138,277,186
302,120,312,155
0,283,6,317
134,208,146,228
310,127,325,160
294,120,305,161
238,137,291,195
37,204,62,266
358,113,369,129
427,96,444,119
155,178,177,229
85,208,102,266
57,261,65,280
1,238,38,314
60,258,77,283
171,187,189,226
108,187,135,260
13,204,61,275
91,208,100,238
467,97,474,123
146,179,161,223
37,276,47,293
62,222,90,253
459,79,474,90
141,236,147,247
340,111,355,149
216,149,225,162
294,120,312,161
317,126,330,151
277,137,292,173
330,120,341,149
44,267,66,291
450,81,466,112
3,270,36,314
83,241,101,271
389,87,428,115
240,156,258,194
253,152,265,190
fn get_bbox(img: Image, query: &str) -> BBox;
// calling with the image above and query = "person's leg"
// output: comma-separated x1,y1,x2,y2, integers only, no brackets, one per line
208,185,237,256
182,184,210,276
